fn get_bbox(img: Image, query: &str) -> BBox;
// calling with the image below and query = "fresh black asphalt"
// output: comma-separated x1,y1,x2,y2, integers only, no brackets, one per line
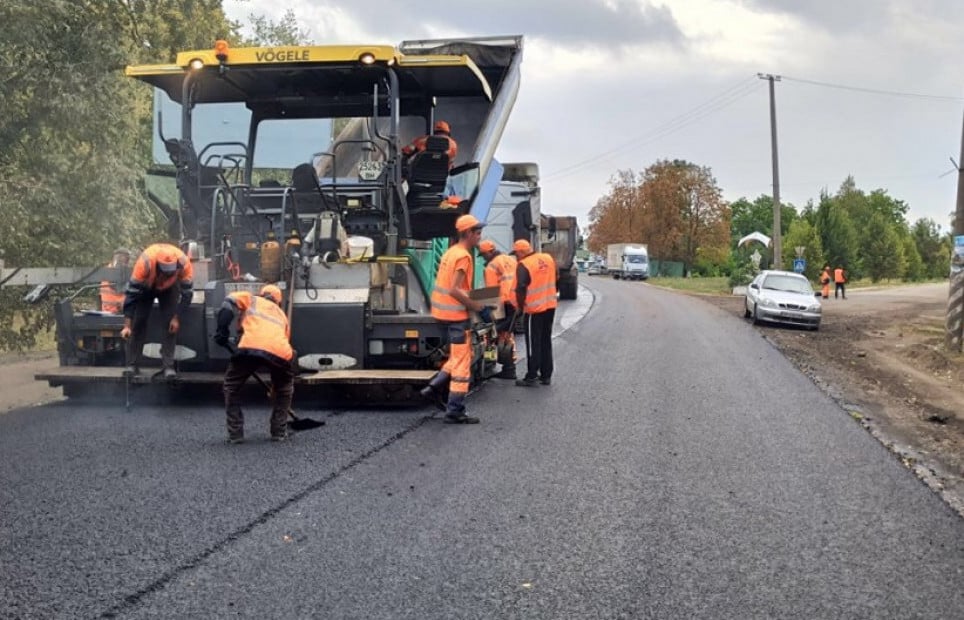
1,277,961,618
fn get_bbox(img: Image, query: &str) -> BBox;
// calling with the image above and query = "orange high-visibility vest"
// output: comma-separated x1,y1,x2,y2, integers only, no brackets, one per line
834,268,845,283
130,244,193,292
100,281,125,313
405,134,458,163
520,252,558,313
820,269,831,285
484,253,517,306
228,292,294,362
431,244,473,321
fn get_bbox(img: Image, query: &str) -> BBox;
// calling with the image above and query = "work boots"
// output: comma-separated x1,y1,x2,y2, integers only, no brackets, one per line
442,393,479,424
419,371,450,411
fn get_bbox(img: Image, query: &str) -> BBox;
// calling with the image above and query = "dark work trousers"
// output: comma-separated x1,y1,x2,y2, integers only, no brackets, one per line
523,308,555,382
224,353,294,439
835,282,846,299
126,287,178,370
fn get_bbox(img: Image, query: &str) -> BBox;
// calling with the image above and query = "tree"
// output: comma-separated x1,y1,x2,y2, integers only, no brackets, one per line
814,190,859,276
243,9,310,46
586,170,645,253
862,213,905,282
901,234,925,281
912,218,948,279
781,219,824,282
0,0,237,350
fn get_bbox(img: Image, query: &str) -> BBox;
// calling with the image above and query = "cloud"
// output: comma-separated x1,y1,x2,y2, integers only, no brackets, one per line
221,0,964,229
230,0,683,50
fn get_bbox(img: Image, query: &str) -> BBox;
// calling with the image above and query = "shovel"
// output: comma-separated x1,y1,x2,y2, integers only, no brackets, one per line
221,342,325,431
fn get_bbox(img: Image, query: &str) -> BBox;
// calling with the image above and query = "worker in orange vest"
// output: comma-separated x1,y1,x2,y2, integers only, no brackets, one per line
99,248,130,313
120,243,193,379
420,213,493,424
820,264,831,299
215,284,294,443
513,239,558,387
834,265,847,299
479,239,519,380
402,120,458,167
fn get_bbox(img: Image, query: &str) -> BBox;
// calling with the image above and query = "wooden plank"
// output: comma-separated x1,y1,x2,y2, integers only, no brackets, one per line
36,366,436,386
300,369,435,385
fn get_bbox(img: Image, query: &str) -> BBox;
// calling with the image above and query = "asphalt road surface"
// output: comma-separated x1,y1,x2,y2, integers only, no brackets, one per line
2,278,962,619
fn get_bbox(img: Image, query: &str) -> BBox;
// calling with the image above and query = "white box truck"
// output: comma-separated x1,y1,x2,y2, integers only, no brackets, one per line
606,243,649,280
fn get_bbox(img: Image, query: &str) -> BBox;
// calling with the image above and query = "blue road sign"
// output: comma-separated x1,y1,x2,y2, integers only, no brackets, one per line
793,258,806,273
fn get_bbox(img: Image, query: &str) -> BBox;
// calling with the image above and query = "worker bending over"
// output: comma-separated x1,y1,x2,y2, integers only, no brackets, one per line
215,285,294,443
421,214,494,424
120,243,193,379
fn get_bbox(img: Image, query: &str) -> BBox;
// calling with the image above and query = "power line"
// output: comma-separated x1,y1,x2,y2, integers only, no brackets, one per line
543,76,762,180
782,76,964,102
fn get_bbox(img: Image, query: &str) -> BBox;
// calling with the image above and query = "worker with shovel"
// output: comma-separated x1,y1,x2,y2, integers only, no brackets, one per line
215,284,296,443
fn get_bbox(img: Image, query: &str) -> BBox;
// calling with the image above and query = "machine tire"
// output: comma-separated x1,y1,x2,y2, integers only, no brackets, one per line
744,300,752,318
558,277,578,300
752,304,761,325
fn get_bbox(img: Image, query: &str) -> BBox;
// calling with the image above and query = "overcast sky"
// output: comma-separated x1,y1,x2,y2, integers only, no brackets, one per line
224,0,964,232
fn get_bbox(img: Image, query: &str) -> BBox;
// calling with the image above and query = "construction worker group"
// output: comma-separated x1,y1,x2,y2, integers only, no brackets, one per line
420,214,558,424
118,212,557,439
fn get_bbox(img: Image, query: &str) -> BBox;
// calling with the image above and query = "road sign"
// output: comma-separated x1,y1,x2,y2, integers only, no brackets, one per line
793,258,806,273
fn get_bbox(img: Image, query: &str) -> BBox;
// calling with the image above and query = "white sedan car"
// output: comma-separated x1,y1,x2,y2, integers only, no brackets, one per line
744,270,822,330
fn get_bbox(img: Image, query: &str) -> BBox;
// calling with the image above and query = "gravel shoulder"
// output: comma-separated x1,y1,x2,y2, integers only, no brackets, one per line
699,283,964,515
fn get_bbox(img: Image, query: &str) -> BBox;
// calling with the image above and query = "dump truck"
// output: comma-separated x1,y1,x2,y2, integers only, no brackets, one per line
540,215,579,299
1,36,527,400
485,163,577,299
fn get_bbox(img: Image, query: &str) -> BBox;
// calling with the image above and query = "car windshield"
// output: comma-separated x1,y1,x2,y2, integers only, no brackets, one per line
762,274,812,294
626,255,647,264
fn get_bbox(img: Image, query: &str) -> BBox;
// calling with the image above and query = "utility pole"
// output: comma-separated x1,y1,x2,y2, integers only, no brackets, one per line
946,108,964,353
759,73,782,269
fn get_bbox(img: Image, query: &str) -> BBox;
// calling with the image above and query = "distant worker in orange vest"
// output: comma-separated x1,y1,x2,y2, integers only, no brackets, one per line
420,214,494,424
402,120,458,167
514,239,558,387
99,248,131,313
120,243,193,379
214,284,294,444
834,265,847,299
820,264,831,299
479,239,519,380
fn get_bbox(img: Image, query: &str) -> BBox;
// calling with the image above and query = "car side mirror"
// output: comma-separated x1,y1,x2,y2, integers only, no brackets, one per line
815,291,822,298
750,283,759,290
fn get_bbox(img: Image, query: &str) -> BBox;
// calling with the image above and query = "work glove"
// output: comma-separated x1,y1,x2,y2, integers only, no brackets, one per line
214,333,230,349
478,306,495,324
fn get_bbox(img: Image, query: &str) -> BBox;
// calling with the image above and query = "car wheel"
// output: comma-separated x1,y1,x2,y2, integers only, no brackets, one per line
744,300,752,318
752,304,761,325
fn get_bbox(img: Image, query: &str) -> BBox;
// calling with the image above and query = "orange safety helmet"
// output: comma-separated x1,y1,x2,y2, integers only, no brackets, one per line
479,240,496,254
513,239,533,256
260,284,283,304
434,120,451,135
455,214,484,233
155,246,181,274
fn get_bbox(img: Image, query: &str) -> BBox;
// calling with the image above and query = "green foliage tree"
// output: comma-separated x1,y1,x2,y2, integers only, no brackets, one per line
900,234,925,281
911,218,949,279
781,219,824,281
814,190,860,277
243,9,310,46
861,213,905,282
0,0,237,351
